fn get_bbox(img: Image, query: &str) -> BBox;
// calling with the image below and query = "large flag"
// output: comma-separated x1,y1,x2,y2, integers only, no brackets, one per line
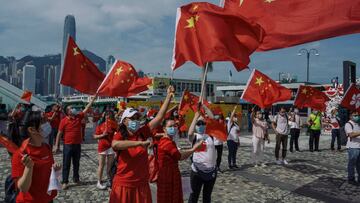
294,85,330,112
179,90,210,115
0,135,19,154
97,60,152,97
21,90,32,103
341,83,360,113
171,2,264,71
241,69,292,109
60,36,105,94
224,0,360,51
205,118,227,142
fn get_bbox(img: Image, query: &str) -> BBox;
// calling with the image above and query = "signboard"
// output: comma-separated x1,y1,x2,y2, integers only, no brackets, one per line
149,77,170,95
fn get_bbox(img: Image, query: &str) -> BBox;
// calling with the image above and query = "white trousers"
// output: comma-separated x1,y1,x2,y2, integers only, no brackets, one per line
252,136,265,164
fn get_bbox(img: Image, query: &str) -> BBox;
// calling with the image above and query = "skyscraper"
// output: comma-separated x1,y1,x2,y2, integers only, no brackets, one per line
106,55,115,73
60,15,76,96
22,64,36,93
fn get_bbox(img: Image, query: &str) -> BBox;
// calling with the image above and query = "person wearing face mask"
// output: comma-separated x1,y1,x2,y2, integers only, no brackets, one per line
213,114,225,173
272,107,290,165
110,86,174,203
227,106,241,169
53,96,97,190
329,108,342,151
45,104,63,148
157,118,203,203
345,111,360,185
251,108,269,167
11,111,61,203
289,108,301,152
187,109,217,203
93,111,118,190
307,109,323,152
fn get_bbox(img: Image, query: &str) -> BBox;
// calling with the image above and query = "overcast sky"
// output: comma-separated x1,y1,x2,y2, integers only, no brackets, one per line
0,0,359,84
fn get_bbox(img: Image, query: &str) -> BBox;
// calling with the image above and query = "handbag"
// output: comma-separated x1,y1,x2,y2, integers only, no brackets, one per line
194,164,217,181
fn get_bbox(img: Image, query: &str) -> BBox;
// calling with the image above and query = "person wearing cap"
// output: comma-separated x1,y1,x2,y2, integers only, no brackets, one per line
109,86,174,203
157,116,203,203
93,111,118,190
187,107,217,203
53,95,97,190
11,111,61,203
227,106,241,169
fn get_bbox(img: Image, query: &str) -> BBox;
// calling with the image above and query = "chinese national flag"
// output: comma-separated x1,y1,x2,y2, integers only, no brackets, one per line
224,0,360,51
179,90,210,115
60,36,105,94
21,90,32,103
171,2,264,71
205,118,227,142
294,85,330,112
97,60,152,97
241,69,292,109
341,83,360,113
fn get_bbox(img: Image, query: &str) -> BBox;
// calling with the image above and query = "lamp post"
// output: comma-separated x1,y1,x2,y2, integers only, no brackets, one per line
298,48,319,83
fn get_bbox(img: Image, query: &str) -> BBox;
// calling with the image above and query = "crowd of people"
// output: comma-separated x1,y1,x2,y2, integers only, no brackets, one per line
1,85,360,203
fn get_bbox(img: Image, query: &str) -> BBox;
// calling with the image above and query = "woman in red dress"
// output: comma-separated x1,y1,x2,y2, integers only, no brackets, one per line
11,111,61,203
157,118,203,203
93,111,118,190
110,86,174,203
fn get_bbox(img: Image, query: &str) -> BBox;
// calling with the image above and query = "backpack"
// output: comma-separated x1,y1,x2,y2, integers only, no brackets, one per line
340,122,354,146
5,175,18,203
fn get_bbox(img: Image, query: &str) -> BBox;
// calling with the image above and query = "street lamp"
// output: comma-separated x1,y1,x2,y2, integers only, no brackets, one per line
297,48,319,83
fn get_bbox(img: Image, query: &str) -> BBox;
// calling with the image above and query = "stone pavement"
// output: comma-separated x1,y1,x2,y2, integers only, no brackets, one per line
1,130,360,203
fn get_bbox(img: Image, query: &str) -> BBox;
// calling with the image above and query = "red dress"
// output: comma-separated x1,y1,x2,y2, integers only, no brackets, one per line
157,137,183,203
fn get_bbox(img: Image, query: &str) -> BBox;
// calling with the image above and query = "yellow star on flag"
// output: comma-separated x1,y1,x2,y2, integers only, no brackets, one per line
239,0,244,6
192,5,199,11
302,88,308,94
185,17,196,28
255,77,264,86
115,66,123,76
73,47,80,56
184,94,189,101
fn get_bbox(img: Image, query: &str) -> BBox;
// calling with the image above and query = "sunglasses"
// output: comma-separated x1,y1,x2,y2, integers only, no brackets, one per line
196,121,206,126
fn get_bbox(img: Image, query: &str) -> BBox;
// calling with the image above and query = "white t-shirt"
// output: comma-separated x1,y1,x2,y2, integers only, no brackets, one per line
289,114,301,129
191,133,217,172
274,114,289,135
227,121,240,142
213,137,223,146
345,121,360,149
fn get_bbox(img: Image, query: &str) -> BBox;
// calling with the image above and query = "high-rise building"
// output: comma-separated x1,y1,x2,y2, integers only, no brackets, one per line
22,64,36,93
61,15,76,96
54,65,61,97
106,55,115,73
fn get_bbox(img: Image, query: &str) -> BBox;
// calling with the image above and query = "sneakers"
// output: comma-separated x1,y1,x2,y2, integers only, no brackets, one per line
261,163,267,167
254,164,259,168
276,160,283,165
283,159,289,165
97,181,107,190
62,183,69,190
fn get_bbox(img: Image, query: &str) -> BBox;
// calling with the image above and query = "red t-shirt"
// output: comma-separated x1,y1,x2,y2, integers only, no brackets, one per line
45,111,62,129
58,112,84,144
112,125,153,187
12,143,56,203
96,120,117,153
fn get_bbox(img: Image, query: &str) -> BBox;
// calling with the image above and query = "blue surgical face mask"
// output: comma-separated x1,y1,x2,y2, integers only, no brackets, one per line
70,108,78,115
196,125,206,134
166,127,177,138
353,115,360,123
214,115,220,120
128,120,140,132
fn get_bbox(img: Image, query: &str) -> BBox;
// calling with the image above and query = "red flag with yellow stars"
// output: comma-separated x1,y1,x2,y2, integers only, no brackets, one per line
224,0,360,51
178,90,210,115
60,36,105,94
294,85,330,112
205,117,227,142
241,69,292,109
21,90,32,103
171,2,264,71
97,60,152,97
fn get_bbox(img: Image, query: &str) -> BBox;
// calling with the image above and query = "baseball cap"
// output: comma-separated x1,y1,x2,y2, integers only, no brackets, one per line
120,108,140,123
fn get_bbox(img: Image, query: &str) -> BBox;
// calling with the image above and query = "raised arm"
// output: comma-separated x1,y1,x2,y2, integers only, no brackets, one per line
148,86,174,130
83,95,97,114
188,111,200,142
202,104,214,119
112,139,150,150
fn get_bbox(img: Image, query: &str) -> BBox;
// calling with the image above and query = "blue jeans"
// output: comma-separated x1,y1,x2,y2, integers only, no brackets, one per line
62,144,81,184
347,148,360,181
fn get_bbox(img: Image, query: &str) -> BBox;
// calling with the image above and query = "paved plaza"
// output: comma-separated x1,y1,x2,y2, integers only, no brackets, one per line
1,130,360,203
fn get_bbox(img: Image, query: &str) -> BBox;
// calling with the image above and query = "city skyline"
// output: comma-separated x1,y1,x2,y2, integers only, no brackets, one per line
0,0,359,84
